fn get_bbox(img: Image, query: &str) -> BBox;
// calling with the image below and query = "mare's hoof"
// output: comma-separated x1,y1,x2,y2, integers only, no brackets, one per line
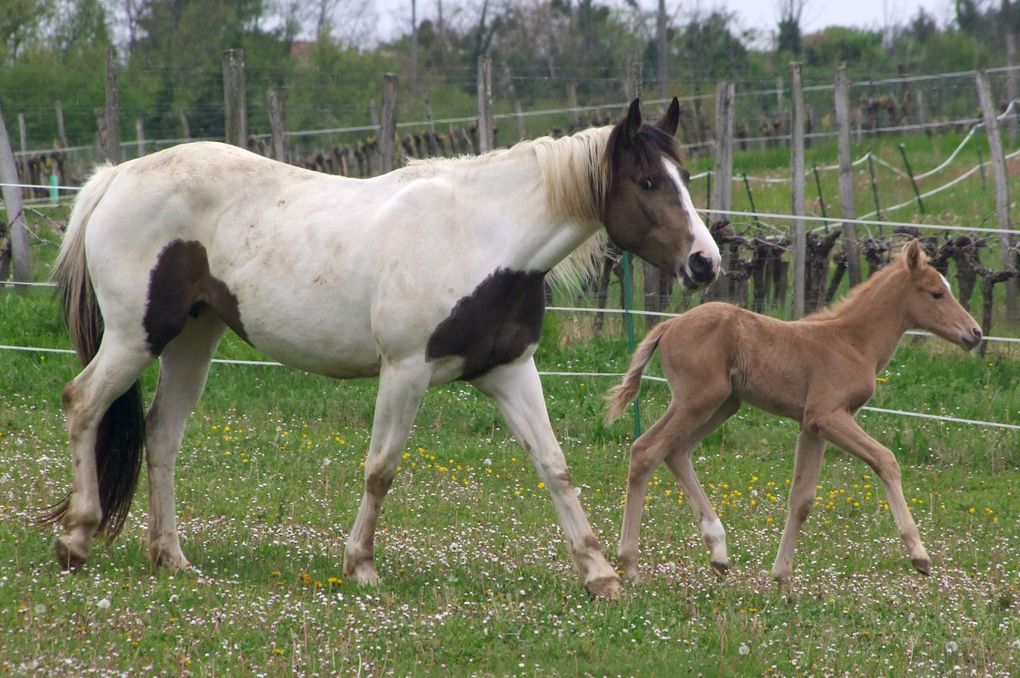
346,561,381,586
710,560,730,576
911,557,932,576
54,538,86,573
585,575,621,600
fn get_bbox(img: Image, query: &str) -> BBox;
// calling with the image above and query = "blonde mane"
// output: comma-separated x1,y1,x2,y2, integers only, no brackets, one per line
408,128,613,289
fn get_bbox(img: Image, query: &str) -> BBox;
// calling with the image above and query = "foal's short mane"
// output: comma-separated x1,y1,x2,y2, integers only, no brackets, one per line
806,245,917,321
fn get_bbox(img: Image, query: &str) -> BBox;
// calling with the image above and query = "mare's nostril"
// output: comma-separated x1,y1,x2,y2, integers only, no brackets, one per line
688,251,715,283
973,327,983,340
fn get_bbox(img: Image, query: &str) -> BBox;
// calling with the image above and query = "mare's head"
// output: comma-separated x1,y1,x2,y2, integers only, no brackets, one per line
898,239,982,350
602,98,721,290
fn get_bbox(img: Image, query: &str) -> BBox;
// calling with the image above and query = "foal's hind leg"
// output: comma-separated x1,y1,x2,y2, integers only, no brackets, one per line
771,429,826,583
662,396,741,576
56,336,152,570
344,359,430,585
810,410,931,575
145,315,225,570
617,392,735,582
473,359,620,599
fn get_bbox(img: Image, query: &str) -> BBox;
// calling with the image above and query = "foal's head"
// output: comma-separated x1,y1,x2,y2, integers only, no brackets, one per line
602,99,721,289
898,239,982,350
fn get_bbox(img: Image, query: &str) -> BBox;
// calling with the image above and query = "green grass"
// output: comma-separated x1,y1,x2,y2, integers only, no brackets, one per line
2,275,1019,675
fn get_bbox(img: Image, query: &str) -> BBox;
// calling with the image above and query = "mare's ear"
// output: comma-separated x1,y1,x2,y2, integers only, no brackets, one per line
904,238,926,273
625,98,642,143
655,97,680,137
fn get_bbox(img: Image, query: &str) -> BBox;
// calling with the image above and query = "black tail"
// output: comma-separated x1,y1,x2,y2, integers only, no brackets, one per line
39,164,145,540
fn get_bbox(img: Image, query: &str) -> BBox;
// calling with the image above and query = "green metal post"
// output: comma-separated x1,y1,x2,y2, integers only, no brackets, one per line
898,143,925,213
867,152,882,231
812,161,828,225
620,251,642,439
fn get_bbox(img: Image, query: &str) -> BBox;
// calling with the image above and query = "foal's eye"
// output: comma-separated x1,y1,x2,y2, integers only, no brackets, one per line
639,177,657,191
931,291,945,300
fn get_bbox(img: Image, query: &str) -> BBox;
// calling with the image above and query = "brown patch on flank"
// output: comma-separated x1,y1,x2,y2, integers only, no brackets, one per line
426,268,546,380
143,240,249,354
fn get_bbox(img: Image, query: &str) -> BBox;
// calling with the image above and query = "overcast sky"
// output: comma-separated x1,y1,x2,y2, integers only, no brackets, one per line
367,0,957,45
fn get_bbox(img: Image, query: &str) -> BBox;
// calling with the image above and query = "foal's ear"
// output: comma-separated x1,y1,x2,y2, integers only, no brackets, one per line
625,98,643,143
904,238,926,273
655,97,681,137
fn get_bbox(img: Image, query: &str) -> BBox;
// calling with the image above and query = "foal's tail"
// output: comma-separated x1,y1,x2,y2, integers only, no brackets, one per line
605,321,670,423
40,164,145,540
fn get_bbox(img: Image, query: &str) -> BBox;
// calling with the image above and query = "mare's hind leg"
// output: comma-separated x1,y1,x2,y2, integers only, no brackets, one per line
810,410,931,575
473,359,620,599
56,336,153,570
344,359,430,585
145,314,226,570
662,396,741,576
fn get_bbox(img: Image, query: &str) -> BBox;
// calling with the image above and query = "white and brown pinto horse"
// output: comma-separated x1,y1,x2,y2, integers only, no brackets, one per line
43,98,720,598
607,240,981,584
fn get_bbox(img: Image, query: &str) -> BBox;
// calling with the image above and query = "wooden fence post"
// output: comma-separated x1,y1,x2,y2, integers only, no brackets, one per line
267,86,289,162
1005,0,1018,145
104,48,122,163
379,73,398,172
711,81,735,214
0,104,30,287
567,81,580,128
835,64,862,287
790,62,807,319
975,69,1017,320
500,64,526,142
178,109,191,140
222,48,247,148
476,56,493,153
135,118,146,157
55,101,68,148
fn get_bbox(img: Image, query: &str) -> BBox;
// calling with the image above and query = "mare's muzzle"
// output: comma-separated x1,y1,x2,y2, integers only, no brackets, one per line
684,251,718,288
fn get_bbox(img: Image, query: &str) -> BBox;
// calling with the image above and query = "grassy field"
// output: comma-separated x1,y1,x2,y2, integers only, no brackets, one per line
2,132,1019,675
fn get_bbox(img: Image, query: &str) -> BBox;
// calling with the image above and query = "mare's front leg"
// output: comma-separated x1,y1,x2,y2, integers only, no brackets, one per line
809,409,931,575
473,359,620,599
344,359,430,585
770,429,826,583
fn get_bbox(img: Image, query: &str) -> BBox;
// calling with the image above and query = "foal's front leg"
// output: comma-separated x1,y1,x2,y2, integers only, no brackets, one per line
811,410,931,575
473,359,620,599
344,360,429,585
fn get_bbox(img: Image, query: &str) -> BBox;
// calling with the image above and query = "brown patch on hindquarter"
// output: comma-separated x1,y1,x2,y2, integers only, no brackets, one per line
143,240,249,354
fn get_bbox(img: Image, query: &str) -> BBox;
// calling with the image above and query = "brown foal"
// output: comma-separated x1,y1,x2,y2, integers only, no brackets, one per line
607,239,982,583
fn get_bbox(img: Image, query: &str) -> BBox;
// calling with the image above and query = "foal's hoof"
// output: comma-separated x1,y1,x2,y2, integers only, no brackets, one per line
911,557,932,576
585,575,621,600
54,538,86,573
710,560,730,577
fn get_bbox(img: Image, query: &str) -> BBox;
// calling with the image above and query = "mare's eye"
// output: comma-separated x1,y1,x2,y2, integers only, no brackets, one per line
931,291,945,300
639,177,657,191
680,169,691,183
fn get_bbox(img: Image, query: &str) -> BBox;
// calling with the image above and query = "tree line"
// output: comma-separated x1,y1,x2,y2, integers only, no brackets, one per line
1,0,1020,150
